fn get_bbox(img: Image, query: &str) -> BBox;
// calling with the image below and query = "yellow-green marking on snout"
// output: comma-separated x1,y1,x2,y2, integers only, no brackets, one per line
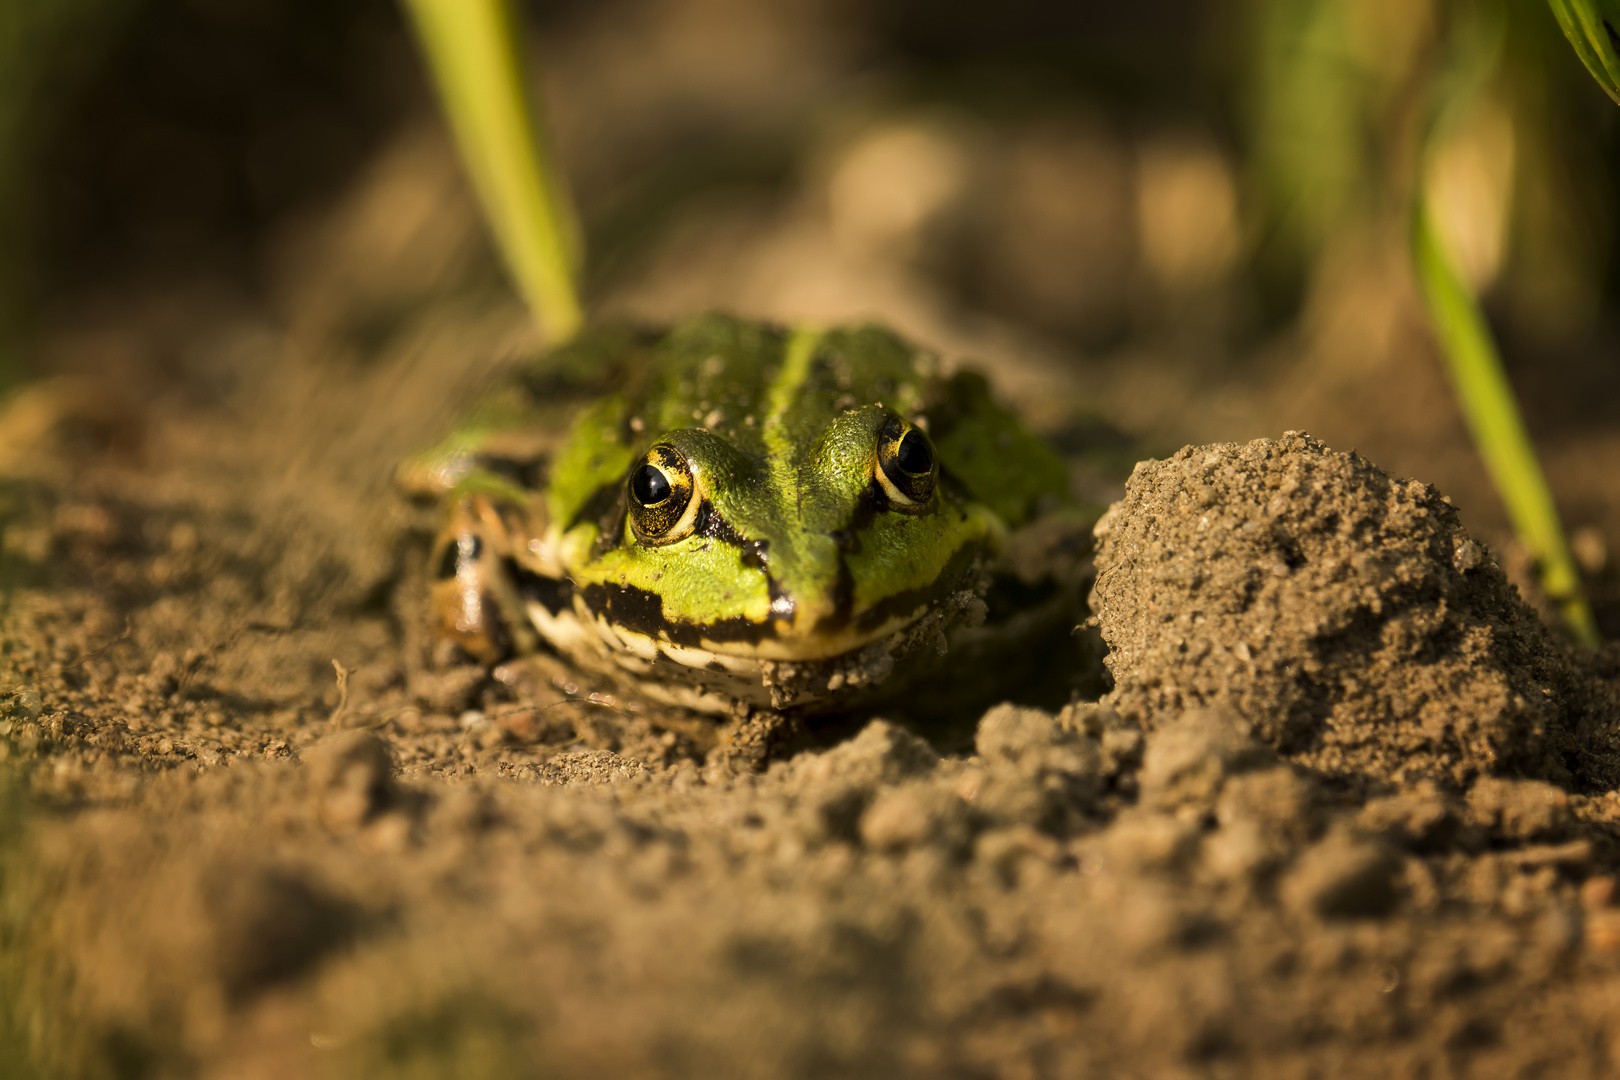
408,313,1074,711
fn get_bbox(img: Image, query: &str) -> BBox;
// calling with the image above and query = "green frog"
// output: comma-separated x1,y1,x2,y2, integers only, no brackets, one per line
399,313,1090,715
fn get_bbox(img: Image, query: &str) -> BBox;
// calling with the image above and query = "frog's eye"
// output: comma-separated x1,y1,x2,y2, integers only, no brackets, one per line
628,443,701,544
874,416,937,510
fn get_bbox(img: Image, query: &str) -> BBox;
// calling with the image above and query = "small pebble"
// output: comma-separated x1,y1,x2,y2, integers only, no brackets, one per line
304,731,395,832
1282,827,1399,919
14,690,43,720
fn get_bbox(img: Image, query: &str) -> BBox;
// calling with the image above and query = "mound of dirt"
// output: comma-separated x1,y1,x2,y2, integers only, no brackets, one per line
1091,432,1620,791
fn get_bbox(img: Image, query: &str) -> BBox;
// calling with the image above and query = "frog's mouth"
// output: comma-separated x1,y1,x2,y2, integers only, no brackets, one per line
567,543,984,668
529,572,988,713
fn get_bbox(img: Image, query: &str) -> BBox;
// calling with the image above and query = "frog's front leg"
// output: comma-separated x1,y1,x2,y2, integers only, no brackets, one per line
429,493,541,664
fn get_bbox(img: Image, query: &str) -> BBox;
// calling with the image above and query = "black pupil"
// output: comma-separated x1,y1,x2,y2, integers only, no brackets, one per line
896,430,932,474
632,464,671,506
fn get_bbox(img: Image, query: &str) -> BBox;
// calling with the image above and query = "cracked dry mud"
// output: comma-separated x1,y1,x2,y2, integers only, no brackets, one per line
5,414,1620,1078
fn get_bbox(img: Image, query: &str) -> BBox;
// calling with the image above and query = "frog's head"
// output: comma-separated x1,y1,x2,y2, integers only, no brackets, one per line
537,318,1072,680
564,403,998,666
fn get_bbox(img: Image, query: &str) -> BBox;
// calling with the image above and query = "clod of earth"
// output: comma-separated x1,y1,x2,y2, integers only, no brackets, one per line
1090,431,1620,791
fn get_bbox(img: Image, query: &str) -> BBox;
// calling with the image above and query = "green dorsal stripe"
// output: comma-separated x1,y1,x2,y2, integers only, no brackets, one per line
764,326,822,514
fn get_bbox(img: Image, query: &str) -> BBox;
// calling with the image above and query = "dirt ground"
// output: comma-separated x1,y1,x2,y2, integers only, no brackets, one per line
8,352,1620,1080
6,2,1620,1077
8,279,1620,1080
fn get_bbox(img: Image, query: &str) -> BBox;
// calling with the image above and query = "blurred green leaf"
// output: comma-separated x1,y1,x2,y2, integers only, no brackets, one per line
1547,0,1620,103
1412,203,1599,645
1411,0,1600,645
1245,0,1369,262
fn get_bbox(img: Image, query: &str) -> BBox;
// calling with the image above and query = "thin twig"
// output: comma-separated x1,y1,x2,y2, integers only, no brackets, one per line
328,660,352,727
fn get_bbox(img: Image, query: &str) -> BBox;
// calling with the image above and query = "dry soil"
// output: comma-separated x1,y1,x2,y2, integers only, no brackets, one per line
5,355,1620,1079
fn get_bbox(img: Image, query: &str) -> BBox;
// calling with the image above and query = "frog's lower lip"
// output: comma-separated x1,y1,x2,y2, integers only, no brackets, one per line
525,594,930,672
591,608,928,666
524,596,939,712
573,579,958,663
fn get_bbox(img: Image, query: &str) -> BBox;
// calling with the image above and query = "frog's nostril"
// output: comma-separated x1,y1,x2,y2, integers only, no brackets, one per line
741,539,770,570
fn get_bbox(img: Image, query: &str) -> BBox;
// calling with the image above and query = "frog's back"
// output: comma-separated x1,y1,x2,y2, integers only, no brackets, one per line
619,314,1060,522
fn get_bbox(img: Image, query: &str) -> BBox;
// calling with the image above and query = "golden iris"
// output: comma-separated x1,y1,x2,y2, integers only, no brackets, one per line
628,443,700,543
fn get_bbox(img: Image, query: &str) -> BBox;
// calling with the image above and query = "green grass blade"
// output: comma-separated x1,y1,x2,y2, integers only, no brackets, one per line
1547,0,1620,104
1411,204,1599,645
400,0,584,342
